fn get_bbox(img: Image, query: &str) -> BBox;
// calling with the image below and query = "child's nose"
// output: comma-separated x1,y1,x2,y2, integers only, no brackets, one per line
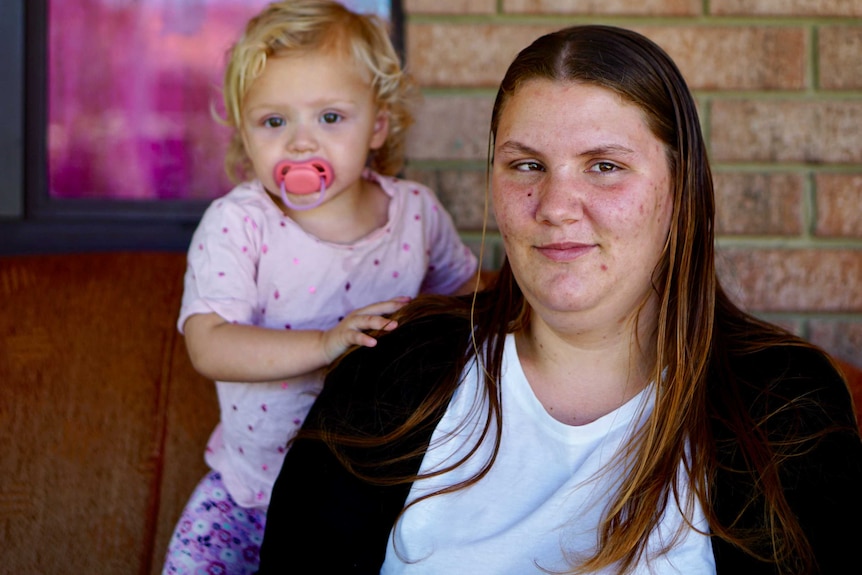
287,123,317,154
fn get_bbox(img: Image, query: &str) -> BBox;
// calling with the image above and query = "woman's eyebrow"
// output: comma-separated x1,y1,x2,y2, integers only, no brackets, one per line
497,140,637,158
495,140,542,156
580,144,636,157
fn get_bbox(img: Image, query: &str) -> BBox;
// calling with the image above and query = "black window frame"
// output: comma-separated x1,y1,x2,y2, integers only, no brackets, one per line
0,0,404,255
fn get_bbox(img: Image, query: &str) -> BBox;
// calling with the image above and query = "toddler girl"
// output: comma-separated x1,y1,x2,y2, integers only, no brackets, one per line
161,1,479,573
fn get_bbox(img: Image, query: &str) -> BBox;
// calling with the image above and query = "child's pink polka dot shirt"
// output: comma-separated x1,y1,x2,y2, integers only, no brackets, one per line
178,170,478,508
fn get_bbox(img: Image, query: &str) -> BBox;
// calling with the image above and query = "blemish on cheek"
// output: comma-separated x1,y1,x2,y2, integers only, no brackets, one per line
600,264,608,271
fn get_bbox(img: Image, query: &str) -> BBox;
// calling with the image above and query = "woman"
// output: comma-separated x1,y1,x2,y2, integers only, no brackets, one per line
257,25,862,574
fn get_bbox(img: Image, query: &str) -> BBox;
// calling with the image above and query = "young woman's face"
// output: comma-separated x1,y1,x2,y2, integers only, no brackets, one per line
492,80,674,334
240,48,389,210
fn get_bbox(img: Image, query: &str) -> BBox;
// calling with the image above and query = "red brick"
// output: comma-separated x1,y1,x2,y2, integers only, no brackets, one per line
711,0,862,16
406,23,556,88
819,26,862,90
808,320,862,367
646,27,805,91
405,94,495,161
402,167,496,231
403,0,496,14
710,101,862,164
407,24,805,91
717,248,862,312
814,174,862,238
501,0,699,15
714,173,804,236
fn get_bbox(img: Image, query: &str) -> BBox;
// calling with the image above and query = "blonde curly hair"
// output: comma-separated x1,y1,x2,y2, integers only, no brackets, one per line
220,0,415,183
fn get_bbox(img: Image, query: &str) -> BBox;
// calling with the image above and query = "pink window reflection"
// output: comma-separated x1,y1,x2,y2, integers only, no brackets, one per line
48,0,391,201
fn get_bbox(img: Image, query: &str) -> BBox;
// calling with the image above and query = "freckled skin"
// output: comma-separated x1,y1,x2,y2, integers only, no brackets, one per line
492,80,674,335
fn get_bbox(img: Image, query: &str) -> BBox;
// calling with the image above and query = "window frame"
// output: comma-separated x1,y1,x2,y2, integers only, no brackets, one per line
0,0,404,255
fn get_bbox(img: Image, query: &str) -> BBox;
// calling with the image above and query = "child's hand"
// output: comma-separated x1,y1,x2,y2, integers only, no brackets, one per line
321,296,411,362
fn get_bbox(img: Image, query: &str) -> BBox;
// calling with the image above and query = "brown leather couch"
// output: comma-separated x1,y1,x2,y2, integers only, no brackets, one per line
1,251,860,575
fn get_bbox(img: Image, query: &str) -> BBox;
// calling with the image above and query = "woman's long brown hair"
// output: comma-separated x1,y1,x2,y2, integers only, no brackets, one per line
312,25,836,574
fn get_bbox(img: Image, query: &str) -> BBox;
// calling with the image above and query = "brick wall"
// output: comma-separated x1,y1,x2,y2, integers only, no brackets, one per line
398,0,862,367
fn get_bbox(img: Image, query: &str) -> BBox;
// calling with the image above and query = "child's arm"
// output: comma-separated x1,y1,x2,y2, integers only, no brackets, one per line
182,297,410,383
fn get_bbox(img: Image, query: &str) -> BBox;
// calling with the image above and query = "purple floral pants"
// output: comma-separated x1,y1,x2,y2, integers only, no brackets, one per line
161,471,267,575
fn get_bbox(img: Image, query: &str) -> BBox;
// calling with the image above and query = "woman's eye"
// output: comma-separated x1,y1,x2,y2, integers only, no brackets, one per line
263,117,285,128
590,161,618,173
321,112,342,124
514,161,543,172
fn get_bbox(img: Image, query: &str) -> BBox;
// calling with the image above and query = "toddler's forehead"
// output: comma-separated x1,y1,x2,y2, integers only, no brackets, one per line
265,44,375,88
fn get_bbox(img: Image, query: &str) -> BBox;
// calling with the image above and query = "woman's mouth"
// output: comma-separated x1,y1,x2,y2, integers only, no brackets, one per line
535,242,595,262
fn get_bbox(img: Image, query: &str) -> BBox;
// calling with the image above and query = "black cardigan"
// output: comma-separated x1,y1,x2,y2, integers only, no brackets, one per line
257,314,862,574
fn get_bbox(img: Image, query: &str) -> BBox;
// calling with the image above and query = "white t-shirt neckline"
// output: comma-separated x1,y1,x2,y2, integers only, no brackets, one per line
382,333,716,574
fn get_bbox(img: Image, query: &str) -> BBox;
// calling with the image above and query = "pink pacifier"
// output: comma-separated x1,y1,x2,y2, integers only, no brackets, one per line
273,158,334,211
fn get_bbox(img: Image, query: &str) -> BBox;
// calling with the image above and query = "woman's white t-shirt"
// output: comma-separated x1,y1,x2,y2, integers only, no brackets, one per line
381,334,716,574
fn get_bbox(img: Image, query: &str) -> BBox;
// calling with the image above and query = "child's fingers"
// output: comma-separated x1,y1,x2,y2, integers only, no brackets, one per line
343,314,399,334
346,331,382,349
332,315,397,351
324,299,410,358
350,296,411,317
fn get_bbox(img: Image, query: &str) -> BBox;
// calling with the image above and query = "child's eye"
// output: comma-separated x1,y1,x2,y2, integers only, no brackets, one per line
321,112,343,124
263,116,285,128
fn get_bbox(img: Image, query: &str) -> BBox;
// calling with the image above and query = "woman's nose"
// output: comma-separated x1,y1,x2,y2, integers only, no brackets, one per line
535,170,584,225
